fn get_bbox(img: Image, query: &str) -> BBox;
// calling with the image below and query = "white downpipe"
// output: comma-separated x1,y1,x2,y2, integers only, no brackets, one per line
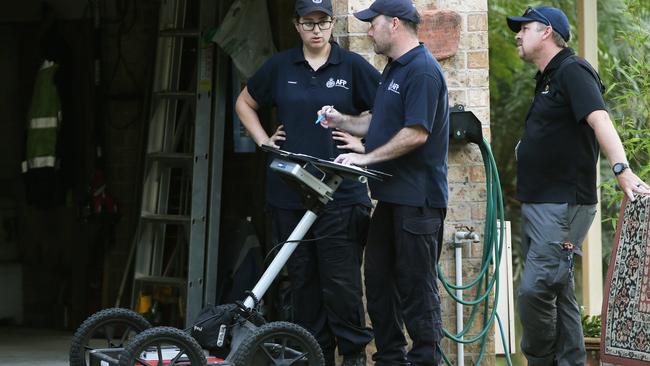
455,244,465,366
453,230,479,366
244,210,318,309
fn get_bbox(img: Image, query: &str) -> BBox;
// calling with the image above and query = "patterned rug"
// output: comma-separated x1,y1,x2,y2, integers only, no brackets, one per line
602,195,650,365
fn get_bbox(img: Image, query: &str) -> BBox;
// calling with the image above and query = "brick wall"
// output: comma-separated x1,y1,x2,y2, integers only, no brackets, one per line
333,0,493,364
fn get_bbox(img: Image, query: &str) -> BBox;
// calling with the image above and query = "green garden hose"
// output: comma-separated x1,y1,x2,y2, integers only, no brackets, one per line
438,138,513,366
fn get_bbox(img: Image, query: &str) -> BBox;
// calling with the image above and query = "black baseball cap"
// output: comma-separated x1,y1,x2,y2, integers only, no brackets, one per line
295,0,333,17
507,6,571,42
354,0,420,24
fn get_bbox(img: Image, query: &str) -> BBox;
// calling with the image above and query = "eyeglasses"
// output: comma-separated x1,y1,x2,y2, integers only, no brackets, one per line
523,6,550,26
298,20,333,31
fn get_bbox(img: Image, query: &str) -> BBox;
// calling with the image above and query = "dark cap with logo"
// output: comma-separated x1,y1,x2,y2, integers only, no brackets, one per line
295,0,333,17
507,6,571,42
354,0,420,24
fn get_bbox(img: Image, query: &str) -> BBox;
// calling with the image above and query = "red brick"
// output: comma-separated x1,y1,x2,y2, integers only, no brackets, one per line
418,9,462,61
439,51,466,69
336,36,350,49
448,166,470,183
469,165,486,182
447,203,472,221
468,13,488,31
471,203,486,220
482,127,491,143
467,50,489,68
448,89,467,107
332,15,347,35
333,0,348,15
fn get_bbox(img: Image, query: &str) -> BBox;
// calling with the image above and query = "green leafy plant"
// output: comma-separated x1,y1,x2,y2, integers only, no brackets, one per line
600,0,650,203
581,308,602,338
599,0,650,270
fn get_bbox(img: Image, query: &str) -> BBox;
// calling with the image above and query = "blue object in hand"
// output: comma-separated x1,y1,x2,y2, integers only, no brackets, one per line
315,113,326,125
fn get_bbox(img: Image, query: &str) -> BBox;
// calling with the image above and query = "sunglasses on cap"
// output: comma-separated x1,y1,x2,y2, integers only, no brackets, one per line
523,6,551,26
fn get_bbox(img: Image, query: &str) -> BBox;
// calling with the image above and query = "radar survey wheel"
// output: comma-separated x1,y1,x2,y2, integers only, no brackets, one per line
70,307,152,366
231,321,324,366
119,326,207,366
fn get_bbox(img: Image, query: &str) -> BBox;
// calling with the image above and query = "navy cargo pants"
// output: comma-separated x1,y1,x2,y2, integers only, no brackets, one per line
271,204,373,365
365,202,446,366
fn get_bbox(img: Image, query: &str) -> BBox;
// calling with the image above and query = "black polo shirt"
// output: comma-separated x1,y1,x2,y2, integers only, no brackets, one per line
364,44,449,208
516,48,606,204
247,42,381,209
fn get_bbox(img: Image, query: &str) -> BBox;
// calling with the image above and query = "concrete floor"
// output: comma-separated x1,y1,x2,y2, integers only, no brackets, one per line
0,327,72,366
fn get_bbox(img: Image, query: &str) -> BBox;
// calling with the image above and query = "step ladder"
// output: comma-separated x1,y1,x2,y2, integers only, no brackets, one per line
129,0,223,326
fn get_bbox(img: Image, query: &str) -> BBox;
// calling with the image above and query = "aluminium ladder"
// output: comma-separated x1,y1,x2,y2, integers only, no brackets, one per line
129,0,223,326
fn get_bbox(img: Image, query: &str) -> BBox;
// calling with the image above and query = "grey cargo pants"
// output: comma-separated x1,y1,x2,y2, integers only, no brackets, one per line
518,203,597,366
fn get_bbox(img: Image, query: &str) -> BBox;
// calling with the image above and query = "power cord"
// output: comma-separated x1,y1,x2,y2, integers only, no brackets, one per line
262,234,347,265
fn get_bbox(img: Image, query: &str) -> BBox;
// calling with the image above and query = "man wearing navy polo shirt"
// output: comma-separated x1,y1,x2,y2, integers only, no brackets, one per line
506,6,650,365
319,0,449,364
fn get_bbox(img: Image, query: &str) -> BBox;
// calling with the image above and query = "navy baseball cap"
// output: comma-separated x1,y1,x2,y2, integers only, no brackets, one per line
507,6,571,42
295,0,333,17
354,0,420,24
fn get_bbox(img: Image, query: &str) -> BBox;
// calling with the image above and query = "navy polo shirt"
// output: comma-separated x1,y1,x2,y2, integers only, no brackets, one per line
365,44,449,208
516,48,605,204
247,42,381,209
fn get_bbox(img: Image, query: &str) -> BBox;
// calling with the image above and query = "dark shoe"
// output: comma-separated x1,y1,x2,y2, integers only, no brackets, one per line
341,351,367,366
322,347,335,366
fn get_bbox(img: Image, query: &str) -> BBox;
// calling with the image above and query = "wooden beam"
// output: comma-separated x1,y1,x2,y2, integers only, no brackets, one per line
577,0,603,316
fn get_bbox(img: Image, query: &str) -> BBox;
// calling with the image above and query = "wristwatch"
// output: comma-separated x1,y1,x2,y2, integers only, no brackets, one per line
612,162,629,176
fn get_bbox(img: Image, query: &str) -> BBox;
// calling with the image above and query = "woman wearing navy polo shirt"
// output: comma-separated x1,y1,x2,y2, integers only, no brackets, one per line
235,0,380,365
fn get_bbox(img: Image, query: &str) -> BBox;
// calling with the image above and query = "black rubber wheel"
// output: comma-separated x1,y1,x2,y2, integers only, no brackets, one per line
231,321,324,366
70,307,152,366
119,326,207,366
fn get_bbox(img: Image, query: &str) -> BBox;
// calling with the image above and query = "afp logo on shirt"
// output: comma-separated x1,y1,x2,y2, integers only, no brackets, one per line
326,77,349,90
387,80,400,94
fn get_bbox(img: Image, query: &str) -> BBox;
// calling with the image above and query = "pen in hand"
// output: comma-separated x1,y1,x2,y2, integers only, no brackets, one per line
315,106,333,125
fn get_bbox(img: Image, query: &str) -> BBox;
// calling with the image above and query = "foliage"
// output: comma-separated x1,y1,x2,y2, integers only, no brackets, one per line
581,307,602,337
599,0,650,224
597,0,650,268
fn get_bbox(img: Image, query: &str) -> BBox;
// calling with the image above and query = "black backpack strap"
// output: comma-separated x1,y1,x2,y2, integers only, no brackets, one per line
556,54,606,93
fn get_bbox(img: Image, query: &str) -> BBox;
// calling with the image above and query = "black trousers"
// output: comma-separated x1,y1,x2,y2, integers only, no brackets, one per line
365,202,445,366
270,204,373,362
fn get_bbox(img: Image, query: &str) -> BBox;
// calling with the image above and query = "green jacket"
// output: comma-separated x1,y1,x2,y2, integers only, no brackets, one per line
22,61,61,172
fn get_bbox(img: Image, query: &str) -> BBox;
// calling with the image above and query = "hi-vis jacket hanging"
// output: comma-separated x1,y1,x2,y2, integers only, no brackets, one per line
22,60,61,173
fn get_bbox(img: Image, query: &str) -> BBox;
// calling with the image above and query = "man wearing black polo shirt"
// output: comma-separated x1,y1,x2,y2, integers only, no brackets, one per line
236,1,380,365
318,0,449,364
506,6,650,365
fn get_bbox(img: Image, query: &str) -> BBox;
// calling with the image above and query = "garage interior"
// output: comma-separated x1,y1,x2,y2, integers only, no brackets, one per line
0,0,302,359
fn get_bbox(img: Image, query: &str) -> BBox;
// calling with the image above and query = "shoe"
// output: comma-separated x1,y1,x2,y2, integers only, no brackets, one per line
322,347,335,366
341,351,367,366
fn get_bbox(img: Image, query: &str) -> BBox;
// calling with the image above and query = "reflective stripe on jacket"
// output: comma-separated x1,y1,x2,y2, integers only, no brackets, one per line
22,61,61,172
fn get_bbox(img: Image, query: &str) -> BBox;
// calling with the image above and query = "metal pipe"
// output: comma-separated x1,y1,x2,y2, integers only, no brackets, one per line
243,210,318,309
453,230,480,366
455,244,465,366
